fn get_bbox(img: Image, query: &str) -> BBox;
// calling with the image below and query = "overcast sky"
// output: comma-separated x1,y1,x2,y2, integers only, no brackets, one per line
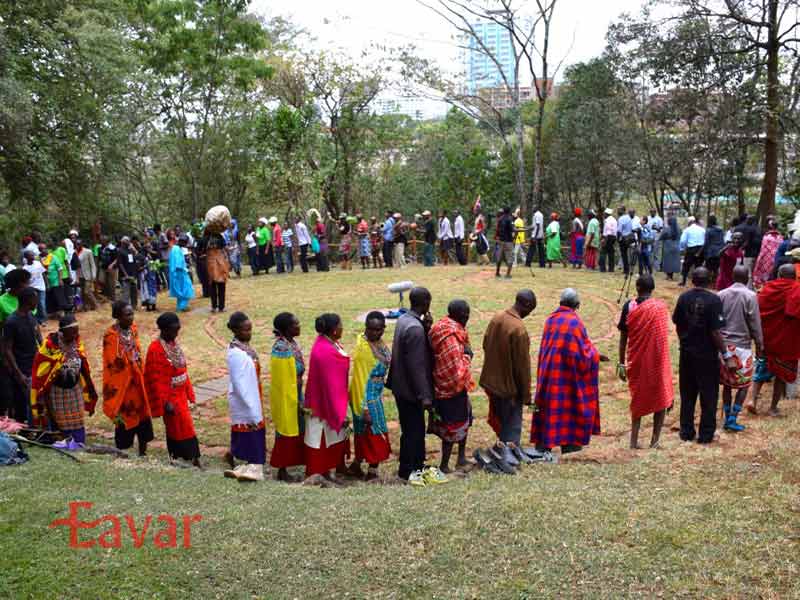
251,0,648,81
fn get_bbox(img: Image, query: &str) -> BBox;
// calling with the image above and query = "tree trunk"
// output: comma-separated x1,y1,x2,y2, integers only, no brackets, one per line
514,102,527,213
756,0,780,227
531,97,546,216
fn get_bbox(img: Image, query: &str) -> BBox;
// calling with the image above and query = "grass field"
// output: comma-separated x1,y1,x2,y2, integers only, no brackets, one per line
2,263,799,599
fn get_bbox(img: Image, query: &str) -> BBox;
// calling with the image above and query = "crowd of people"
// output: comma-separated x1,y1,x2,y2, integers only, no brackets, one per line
1,203,799,485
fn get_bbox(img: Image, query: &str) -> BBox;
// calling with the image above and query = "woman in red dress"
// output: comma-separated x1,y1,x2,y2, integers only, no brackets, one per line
145,312,201,467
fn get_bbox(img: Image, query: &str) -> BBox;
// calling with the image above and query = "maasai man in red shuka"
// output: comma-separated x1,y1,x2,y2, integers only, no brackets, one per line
145,312,201,467
754,264,800,416
617,275,673,449
531,289,601,454
429,300,475,474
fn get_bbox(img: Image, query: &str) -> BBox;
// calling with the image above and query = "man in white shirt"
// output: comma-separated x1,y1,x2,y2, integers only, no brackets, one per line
453,210,466,265
21,236,39,262
527,208,546,268
438,211,453,266
22,250,47,324
600,208,618,273
294,216,311,273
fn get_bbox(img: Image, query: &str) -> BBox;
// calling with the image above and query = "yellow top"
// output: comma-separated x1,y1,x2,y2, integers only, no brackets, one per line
514,217,525,244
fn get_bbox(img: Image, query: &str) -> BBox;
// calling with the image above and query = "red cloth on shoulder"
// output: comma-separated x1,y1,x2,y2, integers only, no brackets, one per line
625,299,674,418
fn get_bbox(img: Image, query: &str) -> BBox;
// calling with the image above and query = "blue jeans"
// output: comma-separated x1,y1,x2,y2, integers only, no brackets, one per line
35,289,48,323
423,243,435,266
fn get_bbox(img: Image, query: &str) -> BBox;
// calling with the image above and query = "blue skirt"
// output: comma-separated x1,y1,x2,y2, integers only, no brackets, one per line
230,427,266,465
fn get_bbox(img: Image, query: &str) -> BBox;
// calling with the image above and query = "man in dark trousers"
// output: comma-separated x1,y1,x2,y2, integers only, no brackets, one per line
386,287,434,483
672,267,736,443
479,289,537,464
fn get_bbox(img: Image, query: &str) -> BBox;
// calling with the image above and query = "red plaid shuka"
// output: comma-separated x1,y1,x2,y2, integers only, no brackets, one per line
531,307,600,449
429,317,474,399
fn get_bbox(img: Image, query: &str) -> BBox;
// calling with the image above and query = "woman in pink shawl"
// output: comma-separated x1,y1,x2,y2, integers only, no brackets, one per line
752,217,783,289
303,313,351,481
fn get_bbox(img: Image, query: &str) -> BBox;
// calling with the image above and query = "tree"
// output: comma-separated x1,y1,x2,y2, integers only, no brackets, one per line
414,0,561,216
128,0,273,219
549,59,638,213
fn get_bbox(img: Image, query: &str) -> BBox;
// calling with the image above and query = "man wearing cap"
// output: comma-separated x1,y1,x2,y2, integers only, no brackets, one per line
600,208,617,273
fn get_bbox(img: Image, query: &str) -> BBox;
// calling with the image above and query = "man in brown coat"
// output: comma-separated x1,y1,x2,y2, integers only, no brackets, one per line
479,289,536,465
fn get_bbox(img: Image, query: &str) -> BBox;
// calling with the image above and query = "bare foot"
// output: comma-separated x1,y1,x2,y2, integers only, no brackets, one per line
745,404,759,416
223,451,234,469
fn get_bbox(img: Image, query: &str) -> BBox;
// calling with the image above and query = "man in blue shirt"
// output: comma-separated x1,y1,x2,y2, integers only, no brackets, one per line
382,211,395,268
617,207,634,275
680,217,706,286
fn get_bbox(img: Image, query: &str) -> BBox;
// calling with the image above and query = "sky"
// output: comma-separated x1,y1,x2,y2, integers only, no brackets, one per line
250,0,648,116
252,0,647,77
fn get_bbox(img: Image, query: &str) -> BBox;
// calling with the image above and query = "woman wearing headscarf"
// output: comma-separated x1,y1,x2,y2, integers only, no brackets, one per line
569,208,585,268
169,235,195,312
225,311,266,482
145,312,201,467
303,313,350,481
659,217,681,280
102,301,153,455
269,312,306,482
30,314,97,449
545,213,564,268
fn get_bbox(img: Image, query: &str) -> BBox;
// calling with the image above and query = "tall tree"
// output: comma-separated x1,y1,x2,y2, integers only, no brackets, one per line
128,0,273,219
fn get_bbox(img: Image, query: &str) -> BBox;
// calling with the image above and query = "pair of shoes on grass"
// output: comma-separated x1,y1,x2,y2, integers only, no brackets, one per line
408,466,448,487
223,463,263,482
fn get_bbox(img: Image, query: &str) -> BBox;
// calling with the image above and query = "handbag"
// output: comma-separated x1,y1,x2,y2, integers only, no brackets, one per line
311,236,320,254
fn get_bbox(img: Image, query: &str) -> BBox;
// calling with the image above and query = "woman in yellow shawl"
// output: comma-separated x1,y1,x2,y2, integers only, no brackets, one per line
269,312,305,482
102,301,153,456
347,311,392,481
30,314,97,448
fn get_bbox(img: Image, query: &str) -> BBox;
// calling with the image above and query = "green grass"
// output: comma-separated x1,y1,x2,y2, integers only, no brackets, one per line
2,263,799,599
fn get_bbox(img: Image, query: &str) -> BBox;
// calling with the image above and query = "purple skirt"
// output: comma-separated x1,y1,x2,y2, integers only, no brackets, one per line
230,427,266,465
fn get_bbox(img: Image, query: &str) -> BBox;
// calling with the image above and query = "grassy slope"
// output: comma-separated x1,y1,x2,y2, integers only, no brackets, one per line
1,264,798,599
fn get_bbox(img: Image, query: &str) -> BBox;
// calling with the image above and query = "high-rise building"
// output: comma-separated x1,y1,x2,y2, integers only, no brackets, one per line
462,12,516,94
373,95,447,121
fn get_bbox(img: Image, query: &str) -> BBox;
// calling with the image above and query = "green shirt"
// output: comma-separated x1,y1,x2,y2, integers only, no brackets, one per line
0,292,18,325
47,255,65,288
586,218,601,249
257,226,272,246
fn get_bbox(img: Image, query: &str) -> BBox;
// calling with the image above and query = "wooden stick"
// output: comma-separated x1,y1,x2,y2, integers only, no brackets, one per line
12,435,83,463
